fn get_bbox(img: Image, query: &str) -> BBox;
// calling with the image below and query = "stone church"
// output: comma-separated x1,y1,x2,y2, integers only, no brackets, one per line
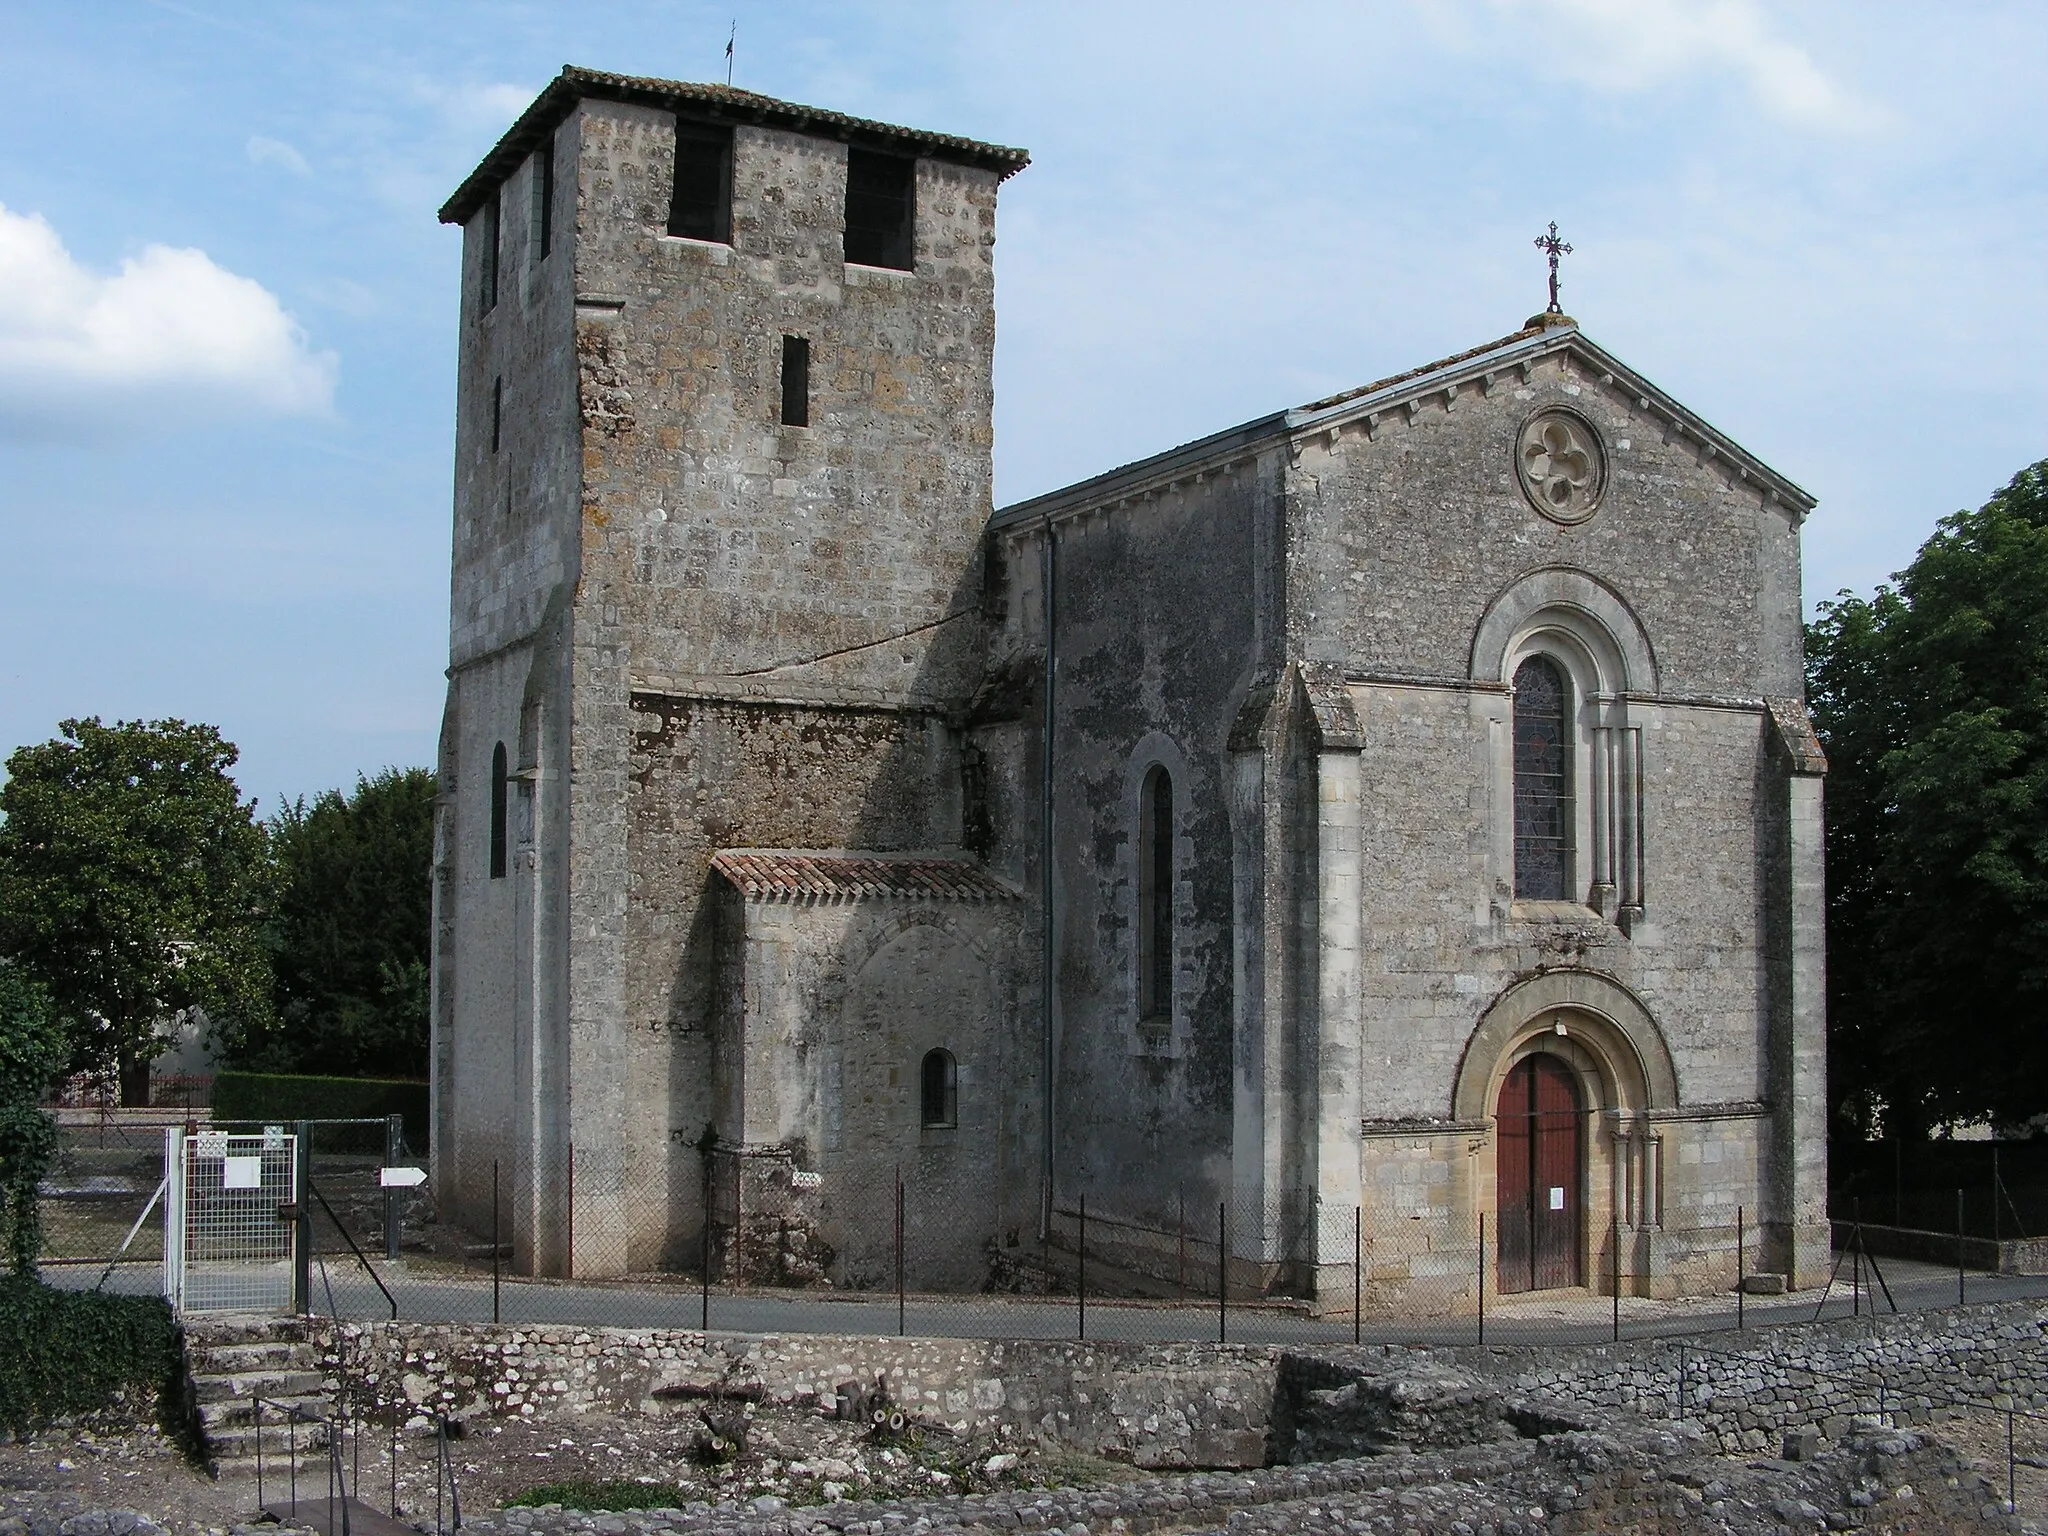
429,66,1830,1310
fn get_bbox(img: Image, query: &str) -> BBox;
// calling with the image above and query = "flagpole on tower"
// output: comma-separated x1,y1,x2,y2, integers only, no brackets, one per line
726,20,736,86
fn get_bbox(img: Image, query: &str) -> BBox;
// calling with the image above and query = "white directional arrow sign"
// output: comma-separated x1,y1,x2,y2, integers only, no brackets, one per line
379,1166,428,1188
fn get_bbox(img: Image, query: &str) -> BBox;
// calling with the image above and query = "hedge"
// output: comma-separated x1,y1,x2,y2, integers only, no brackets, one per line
0,1277,188,1436
211,1071,429,1152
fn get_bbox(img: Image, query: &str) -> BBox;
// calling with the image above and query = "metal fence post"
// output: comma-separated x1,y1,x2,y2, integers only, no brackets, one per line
1077,1195,1087,1342
1737,1205,1746,1330
700,1173,711,1333
294,1120,313,1316
2008,1407,2017,1515
1993,1145,2002,1245
385,1114,404,1261
490,1159,500,1325
1218,1201,1228,1344
1958,1188,1967,1307
1353,1206,1362,1347
895,1171,906,1338
565,1142,576,1280
1611,1210,1621,1342
1476,1213,1486,1347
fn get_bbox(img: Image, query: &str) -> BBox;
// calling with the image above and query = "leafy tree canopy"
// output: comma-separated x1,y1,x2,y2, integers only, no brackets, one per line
233,767,436,1078
1808,459,2048,1136
0,718,273,1104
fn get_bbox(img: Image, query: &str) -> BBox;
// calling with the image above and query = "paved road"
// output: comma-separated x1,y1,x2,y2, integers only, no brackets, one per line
53,1250,2048,1349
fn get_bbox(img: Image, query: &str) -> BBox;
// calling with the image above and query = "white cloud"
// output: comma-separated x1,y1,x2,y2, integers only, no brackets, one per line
1513,0,1878,130
0,204,336,438
245,134,311,175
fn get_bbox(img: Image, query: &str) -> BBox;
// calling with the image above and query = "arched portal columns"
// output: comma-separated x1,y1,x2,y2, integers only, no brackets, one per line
1453,969,1681,1299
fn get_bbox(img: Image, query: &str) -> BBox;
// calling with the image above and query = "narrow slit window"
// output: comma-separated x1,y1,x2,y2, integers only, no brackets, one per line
489,742,509,880
844,149,915,270
1512,656,1574,901
669,122,733,243
1138,765,1174,1022
780,336,810,427
920,1049,957,1129
481,192,500,312
490,376,502,453
531,136,554,262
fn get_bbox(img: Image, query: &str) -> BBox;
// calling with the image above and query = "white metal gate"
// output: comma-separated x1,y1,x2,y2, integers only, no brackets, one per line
163,1126,297,1314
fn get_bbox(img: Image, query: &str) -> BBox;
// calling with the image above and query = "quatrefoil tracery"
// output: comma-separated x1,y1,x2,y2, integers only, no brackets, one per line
1516,410,1606,523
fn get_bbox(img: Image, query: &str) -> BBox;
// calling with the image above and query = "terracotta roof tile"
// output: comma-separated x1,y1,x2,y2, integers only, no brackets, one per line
709,850,1019,903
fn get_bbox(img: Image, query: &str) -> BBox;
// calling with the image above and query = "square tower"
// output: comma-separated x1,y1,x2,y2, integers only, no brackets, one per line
432,69,1029,1276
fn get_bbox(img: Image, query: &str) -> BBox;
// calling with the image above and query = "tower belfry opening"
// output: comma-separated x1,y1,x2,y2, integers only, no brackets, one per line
432,67,1826,1307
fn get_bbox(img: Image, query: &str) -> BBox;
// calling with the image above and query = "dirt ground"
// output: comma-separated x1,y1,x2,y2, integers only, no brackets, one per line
0,1396,1141,1533
0,1425,251,1535
1923,1405,2048,1525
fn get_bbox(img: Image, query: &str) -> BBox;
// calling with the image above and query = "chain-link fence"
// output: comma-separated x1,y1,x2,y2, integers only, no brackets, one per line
42,1117,2048,1349
36,1111,173,1277
1833,1136,2046,1242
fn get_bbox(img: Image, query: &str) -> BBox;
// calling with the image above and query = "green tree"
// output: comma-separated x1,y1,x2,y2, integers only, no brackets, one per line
1808,459,2048,1137
0,718,274,1105
0,968,73,1274
238,767,436,1078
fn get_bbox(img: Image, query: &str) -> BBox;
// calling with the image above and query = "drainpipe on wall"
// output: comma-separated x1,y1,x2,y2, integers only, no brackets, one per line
1039,518,1058,1242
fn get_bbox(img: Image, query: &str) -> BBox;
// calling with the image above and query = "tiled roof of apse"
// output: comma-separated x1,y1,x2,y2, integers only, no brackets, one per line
709,851,1019,903
441,66,1031,225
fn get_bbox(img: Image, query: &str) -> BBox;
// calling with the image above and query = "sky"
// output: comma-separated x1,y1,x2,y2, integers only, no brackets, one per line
0,0,2041,809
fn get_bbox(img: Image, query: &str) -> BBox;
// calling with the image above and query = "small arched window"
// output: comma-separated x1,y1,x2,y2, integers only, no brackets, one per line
489,741,509,880
1512,656,1573,900
920,1049,957,1129
1138,765,1174,1022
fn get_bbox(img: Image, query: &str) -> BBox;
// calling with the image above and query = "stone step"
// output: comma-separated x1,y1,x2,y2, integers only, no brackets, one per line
200,1393,332,1432
213,1447,337,1480
194,1368,330,1403
189,1337,319,1373
205,1418,334,1463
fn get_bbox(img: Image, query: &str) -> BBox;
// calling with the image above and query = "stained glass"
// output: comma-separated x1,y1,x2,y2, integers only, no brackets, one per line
1513,656,1573,900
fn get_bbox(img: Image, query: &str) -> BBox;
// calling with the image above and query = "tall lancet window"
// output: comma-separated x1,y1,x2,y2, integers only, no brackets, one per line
1512,656,1573,900
489,742,509,881
1138,765,1174,1022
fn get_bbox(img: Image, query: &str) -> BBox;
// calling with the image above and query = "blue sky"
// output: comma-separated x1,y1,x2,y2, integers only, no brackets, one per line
0,0,2041,808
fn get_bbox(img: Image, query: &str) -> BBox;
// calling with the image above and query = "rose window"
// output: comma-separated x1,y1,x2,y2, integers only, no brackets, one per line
1516,410,1605,523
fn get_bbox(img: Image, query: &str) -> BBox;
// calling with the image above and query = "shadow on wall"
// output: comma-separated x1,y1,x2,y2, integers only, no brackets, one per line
641,550,1039,1291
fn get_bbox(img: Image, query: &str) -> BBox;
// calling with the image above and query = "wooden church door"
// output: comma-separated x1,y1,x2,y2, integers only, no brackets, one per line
1495,1053,1584,1293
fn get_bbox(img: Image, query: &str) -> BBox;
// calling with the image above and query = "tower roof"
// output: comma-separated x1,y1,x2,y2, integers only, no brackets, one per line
439,65,1031,225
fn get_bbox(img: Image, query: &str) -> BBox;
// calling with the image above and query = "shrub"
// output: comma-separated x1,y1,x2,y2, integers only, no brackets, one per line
507,1482,695,1511
0,1277,187,1436
211,1071,428,1152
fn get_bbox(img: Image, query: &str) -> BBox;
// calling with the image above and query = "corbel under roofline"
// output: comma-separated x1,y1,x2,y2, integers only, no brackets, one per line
1284,326,1817,519
990,324,1816,536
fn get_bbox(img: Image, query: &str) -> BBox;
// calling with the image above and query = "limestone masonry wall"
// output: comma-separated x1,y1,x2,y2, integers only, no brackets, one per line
306,1298,2048,1474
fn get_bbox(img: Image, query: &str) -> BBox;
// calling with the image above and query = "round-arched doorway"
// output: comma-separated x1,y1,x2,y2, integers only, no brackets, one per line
1495,1053,1583,1292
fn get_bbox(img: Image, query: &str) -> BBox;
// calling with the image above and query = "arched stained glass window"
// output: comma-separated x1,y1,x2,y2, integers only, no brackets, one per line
1512,657,1573,900
490,741,509,881
920,1049,957,1128
1138,766,1174,1022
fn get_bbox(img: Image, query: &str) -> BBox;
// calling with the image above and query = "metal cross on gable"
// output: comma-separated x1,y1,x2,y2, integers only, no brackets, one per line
1534,221,1573,314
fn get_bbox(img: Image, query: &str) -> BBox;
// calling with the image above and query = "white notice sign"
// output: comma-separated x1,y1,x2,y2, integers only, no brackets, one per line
1547,1186,1566,1211
223,1155,263,1190
380,1166,428,1188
